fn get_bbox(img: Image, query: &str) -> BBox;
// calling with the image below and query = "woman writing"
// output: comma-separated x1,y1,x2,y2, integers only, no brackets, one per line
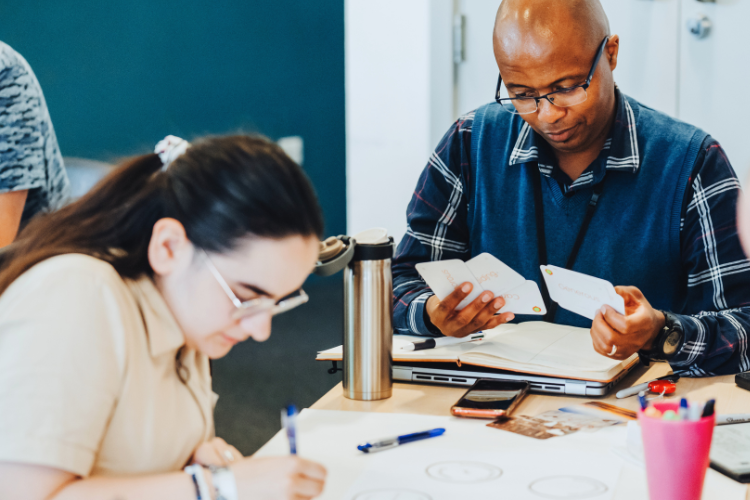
0,135,327,500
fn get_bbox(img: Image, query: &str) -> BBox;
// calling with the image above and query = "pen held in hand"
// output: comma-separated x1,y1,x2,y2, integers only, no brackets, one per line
281,404,298,455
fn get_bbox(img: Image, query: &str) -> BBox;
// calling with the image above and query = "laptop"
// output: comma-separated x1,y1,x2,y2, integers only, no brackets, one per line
392,359,639,397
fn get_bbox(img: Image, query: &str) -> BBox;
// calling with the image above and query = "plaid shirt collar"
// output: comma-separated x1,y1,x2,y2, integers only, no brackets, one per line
508,87,640,194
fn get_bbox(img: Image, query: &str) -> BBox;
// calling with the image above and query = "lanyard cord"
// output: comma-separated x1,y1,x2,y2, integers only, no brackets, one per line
532,169,605,322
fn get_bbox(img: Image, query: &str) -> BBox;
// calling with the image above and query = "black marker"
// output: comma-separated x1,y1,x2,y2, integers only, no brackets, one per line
401,333,484,352
701,399,715,418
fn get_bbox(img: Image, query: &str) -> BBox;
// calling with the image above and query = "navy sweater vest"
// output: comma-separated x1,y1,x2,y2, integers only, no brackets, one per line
468,96,707,328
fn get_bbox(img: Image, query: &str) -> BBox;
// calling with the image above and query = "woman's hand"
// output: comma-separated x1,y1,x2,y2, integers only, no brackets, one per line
192,437,243,467
232,456,327,500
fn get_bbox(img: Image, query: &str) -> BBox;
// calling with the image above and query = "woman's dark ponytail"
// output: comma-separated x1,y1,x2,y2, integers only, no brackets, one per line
0,135,324,295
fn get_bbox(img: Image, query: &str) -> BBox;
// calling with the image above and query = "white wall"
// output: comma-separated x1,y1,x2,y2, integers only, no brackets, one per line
600,0,680,118
345,0,453,242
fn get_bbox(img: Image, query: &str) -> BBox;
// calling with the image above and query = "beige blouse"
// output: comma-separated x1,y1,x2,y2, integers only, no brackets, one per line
0,254,215,477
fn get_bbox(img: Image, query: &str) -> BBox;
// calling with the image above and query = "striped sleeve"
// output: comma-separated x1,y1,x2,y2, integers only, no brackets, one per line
391,113,474,336
670,137,750,376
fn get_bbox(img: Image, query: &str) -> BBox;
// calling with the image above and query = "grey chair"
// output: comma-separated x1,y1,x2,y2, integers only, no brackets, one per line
63,157,116,201
0,158,114,269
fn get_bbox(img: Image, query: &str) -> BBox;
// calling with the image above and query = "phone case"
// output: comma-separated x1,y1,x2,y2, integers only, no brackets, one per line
736,372,750,392
450,379,530,419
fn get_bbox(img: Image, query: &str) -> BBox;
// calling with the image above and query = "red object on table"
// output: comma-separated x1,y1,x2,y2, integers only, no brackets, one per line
648,380,677,395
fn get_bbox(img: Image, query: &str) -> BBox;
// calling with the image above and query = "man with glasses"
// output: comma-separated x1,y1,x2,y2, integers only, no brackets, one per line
392,0,750,376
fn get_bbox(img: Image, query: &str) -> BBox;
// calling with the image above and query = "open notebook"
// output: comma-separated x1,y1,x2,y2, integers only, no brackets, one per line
317,322,638,383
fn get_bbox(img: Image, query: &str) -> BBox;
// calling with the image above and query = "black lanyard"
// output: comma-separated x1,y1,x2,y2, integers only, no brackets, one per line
532,170,604,322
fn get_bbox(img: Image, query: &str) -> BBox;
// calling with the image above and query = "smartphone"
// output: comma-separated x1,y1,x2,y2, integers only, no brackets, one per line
736,372,750,392
450,378,530,419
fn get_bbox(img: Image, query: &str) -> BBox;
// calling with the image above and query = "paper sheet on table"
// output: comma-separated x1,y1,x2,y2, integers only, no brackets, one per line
254,409,746,500
344,446,621,500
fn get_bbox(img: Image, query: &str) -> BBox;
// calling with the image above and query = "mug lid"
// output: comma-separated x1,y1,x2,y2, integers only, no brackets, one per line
352,227,388,245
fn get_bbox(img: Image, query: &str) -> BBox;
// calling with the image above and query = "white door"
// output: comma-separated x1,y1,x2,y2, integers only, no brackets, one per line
679,0,750,182
454,0,504,117
599,0,680,117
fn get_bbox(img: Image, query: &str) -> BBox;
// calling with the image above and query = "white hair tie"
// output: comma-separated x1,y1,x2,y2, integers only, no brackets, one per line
154,135,190,171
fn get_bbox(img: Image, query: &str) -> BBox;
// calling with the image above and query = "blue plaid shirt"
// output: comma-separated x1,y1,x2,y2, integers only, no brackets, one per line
393,90,750,377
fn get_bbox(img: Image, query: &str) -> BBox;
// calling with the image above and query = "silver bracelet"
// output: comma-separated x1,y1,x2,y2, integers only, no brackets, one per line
184,464,212,500
209,466,238,500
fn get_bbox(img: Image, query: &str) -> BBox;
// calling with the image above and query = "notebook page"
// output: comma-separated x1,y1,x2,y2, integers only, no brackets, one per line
460,322,622,373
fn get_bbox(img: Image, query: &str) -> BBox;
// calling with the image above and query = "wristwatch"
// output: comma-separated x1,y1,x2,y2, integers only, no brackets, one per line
638,310,684,365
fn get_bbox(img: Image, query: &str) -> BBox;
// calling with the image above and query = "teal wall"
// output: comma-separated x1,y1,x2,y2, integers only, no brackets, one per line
1,1,346,236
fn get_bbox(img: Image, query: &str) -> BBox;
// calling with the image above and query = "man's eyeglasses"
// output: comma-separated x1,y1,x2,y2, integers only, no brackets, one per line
495,36,610,115
202,251,309,320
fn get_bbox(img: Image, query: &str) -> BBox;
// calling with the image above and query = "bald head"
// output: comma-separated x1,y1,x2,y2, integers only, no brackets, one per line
494,0,610,62
491,0,620,161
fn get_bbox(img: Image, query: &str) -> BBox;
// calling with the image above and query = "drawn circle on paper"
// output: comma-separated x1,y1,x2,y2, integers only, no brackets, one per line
352,489,432,500
528,476,608,499
425,461,503,483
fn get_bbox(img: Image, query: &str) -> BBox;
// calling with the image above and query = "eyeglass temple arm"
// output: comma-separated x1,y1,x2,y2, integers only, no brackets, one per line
202,252,243,308
583,36,611,88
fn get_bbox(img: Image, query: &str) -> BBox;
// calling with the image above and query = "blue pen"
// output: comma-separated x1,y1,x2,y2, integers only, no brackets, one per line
357,428,445,453
281,405,297,454
638,391,648,411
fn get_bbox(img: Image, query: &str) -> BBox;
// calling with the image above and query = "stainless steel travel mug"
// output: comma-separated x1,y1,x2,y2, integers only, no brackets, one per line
343,239,393,401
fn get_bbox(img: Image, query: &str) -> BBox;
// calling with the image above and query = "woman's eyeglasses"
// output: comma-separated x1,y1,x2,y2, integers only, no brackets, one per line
202,251,309,320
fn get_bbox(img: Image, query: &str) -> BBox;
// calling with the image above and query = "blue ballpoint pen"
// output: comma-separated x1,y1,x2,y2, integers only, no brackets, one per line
638,391,648,411
357,428,445,453
281,405,298,454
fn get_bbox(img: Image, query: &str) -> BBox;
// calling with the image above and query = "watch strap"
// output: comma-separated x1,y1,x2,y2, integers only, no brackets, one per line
639,311,683,363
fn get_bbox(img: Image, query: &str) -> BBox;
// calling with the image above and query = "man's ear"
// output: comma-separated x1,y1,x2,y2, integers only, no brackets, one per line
148,218,193,277
606,34,619,71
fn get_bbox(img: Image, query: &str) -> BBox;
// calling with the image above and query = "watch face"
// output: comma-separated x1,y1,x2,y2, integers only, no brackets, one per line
663,330,682,356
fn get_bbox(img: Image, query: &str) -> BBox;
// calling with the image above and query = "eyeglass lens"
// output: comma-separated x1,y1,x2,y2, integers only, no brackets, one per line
497,85,588,115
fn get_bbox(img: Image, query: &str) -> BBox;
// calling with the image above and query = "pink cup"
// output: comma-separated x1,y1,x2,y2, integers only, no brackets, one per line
638,401,716,500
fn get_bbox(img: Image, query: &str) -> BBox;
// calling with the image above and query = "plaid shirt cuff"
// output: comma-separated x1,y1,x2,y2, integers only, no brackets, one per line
405,291,442,337
668,313,709,373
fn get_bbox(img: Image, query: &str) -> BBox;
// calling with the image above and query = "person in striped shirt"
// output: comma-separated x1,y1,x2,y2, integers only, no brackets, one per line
392,0,750,376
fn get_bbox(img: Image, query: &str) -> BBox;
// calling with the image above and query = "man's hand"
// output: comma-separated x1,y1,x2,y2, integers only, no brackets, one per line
425,282,515,338
590,286,665,360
